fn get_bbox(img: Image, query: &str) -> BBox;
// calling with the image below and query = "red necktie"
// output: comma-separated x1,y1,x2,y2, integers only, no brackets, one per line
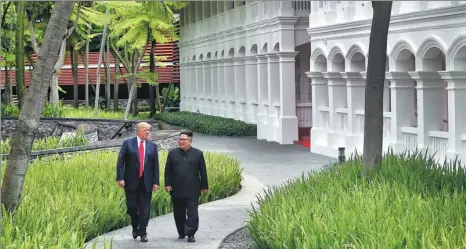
139,140,144,178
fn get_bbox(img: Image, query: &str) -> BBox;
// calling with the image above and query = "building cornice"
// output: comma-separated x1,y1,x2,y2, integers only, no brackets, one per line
307,5,466,41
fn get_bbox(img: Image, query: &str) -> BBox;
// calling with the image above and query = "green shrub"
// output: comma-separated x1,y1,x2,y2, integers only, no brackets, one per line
1,129,88,154
42,102,65,118
155,111,256,136
248,151,466,249
2,150,242,249
1,104,20,117
0,102,149,120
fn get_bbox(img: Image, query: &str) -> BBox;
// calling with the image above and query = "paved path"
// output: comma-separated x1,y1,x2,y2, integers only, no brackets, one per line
86,134,334,249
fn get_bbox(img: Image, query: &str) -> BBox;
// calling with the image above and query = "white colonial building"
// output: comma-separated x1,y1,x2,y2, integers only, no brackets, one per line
178,1,312,145
178,1,466,163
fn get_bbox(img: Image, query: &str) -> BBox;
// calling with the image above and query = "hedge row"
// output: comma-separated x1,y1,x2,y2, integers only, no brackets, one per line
2,150,242,249
248,151,466,248
155,111,257,136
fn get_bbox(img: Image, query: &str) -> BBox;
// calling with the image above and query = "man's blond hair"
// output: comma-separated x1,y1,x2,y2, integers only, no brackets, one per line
135,122,151,132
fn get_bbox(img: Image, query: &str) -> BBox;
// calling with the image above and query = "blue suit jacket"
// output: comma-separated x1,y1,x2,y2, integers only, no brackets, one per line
116,137,160,192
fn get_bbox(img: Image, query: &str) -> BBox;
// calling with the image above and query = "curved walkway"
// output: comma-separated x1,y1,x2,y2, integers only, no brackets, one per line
86,134,334,249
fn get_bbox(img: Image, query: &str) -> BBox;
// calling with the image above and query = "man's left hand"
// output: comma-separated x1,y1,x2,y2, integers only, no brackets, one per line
201,189,209,194
153,184,159,191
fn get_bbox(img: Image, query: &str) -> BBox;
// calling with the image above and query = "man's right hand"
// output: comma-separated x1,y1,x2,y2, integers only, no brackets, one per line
165,186,172,192
117,180,125,188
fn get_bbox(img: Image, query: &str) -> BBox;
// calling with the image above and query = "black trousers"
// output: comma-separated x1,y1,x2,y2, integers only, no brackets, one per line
172,197,199,236
125,176,152,235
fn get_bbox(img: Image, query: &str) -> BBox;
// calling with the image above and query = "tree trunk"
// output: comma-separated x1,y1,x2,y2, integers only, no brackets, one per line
15,1,27,109
50,38,67,104
93,6,109,117
85,25,90,109
3,65,12,105
0,9,3,230
125,81,137,120
1,1,75,213
363,1,393,177
72,47,79,108
105,35,111,110
149,40,156,117
114,56,119,111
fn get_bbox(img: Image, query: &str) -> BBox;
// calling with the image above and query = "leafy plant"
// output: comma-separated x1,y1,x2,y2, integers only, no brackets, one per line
161,86,179,107
248,150,466,249
1,150,242,248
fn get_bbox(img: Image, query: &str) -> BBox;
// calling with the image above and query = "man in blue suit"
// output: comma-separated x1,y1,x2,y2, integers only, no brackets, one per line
116,122,159,242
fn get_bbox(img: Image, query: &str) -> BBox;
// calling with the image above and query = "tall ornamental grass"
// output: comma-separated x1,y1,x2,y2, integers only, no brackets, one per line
2,150,242,249
248,151,466,249
1,130,87,154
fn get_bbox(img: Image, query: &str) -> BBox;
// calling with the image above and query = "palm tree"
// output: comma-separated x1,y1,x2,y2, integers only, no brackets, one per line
83,1,185,119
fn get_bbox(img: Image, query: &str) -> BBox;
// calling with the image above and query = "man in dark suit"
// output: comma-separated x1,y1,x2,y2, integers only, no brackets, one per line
116,122,159,242
164,130,208,243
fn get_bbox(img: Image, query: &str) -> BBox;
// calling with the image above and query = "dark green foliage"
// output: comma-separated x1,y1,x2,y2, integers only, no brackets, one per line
155,111,257,137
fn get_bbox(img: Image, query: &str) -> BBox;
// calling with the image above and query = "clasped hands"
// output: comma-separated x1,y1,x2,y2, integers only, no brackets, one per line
117,180,159,191
165,186,209,194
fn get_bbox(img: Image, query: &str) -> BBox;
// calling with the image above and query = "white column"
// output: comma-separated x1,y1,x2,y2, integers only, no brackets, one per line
245,55,258,123
190,62,197,112
234,57,246,121
386,72,416,153
179,63,186,111
224,58,235,119
409,72,445,151
256,54,268,139
307,72,329,153
217,59,225,117
203,61,212,114
196,61,204,112
440,71,466,159
277,51,299,144
341,72,365,153
210,60,218,116
266,54,280,142
307,72,328,129
341,72,365,133
323,72,346,131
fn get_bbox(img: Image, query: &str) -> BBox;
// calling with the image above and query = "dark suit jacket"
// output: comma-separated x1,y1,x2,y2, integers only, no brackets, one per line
164,147,209,198
116,137,159,192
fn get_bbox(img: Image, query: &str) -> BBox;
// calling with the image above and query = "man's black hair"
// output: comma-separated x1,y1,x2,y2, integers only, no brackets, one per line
179,130,193,138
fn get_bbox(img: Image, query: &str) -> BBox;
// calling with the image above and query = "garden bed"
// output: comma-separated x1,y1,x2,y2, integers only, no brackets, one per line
248,151,466,248
2,150,242,248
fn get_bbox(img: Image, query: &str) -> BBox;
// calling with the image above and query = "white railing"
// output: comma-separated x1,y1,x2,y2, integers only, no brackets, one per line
429,131,449,163
401,127,418,153
321,111,330,128
383,113,392,138
309,1,462,28
296,102,312,127
335,108,348,132
181,2,284,42
293,1,312,16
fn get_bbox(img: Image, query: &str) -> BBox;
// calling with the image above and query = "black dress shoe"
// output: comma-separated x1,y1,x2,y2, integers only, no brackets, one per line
178,234,186,239
187,235,195,242
132,229,139,239
140,235,148,242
